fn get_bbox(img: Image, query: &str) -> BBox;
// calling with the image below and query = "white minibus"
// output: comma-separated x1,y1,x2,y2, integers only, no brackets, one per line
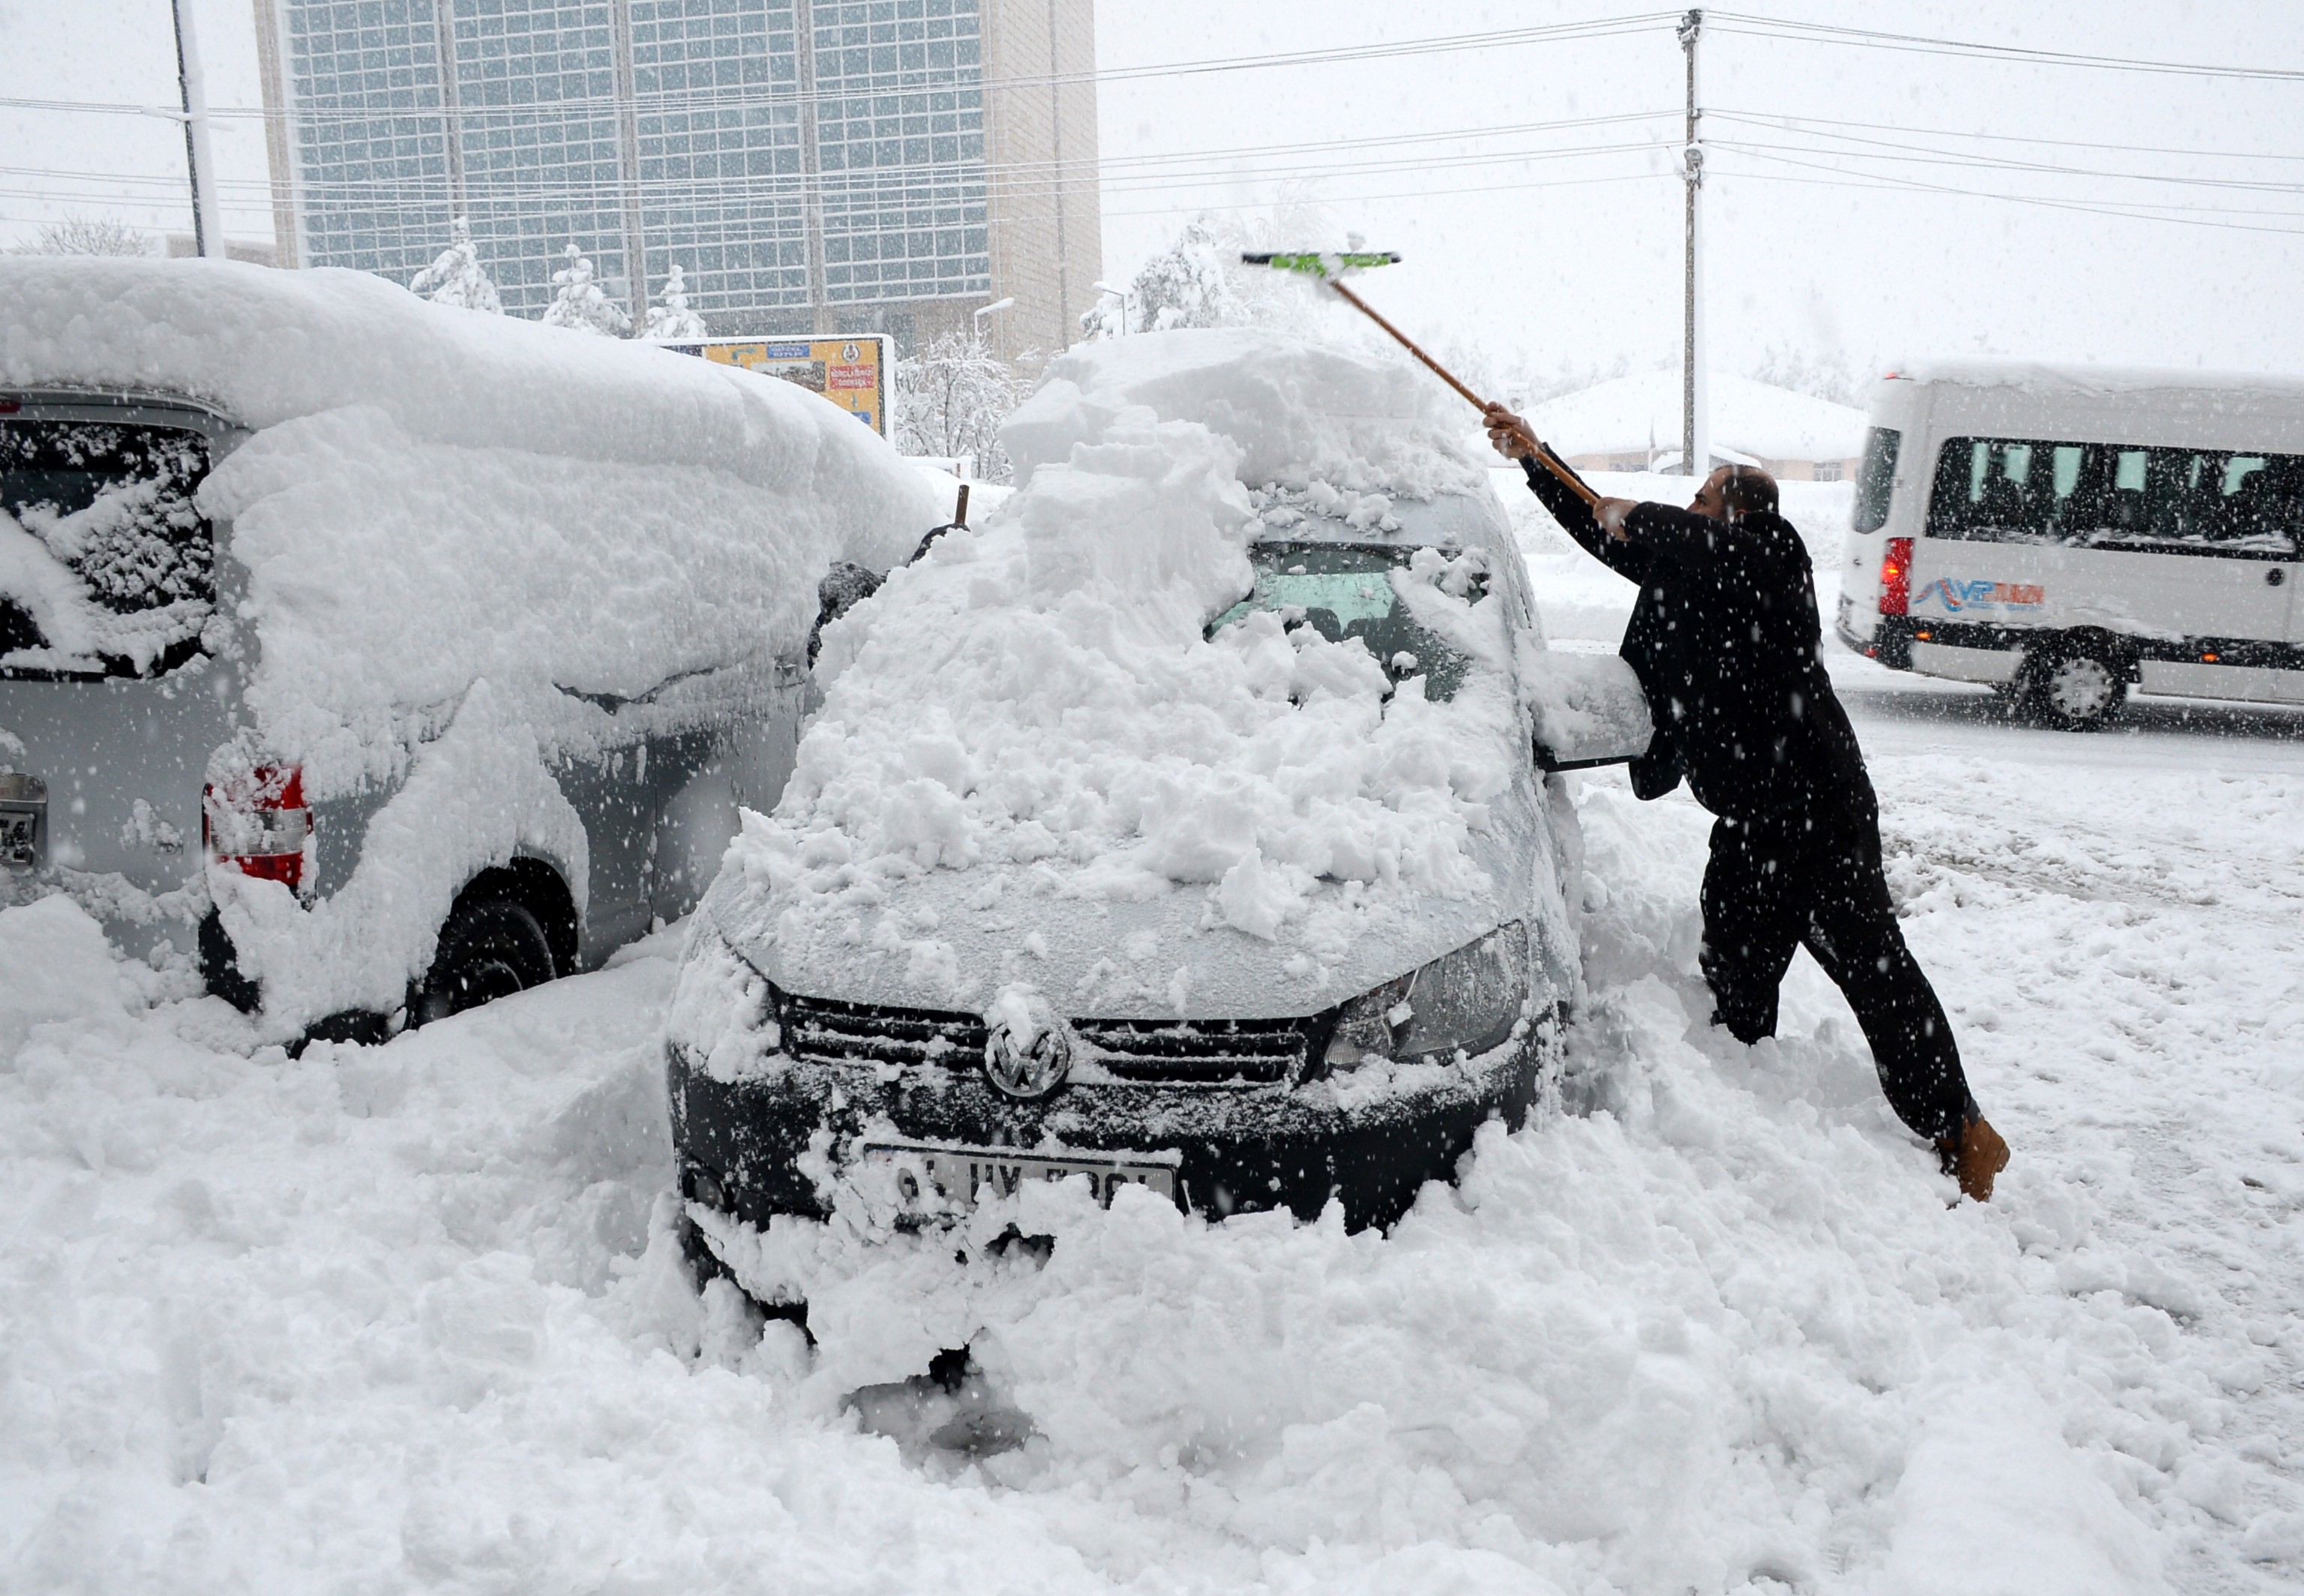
1835,362,2304,728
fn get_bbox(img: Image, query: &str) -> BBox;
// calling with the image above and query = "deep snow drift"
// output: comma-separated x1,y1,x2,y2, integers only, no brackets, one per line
4,680,2301,1591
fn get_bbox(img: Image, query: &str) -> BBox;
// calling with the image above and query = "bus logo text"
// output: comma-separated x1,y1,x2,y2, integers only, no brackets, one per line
1914,578,2044,613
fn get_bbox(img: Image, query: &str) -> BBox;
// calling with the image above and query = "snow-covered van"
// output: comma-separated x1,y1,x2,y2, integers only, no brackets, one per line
0,259,936,1041
665,329,1654,1305
1836,362,2304,727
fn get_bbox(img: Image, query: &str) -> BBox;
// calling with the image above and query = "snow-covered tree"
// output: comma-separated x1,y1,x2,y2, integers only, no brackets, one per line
1080,206,1354,344
408,217,502,314
1746,344,1862,407
9,216,152,256
643,262,707,339
894,328,1034,482
540,244,632,338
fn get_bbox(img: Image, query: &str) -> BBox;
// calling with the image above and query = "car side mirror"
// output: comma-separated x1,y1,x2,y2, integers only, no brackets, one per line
1523,651,1656,771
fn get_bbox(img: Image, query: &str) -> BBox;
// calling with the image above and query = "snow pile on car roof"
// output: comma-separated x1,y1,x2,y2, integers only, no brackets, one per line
724,405,1523,986
1001,327,1490,501
0,258,938,788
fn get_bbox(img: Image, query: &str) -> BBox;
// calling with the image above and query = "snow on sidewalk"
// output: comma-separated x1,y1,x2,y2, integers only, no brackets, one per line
2,736,2300,1590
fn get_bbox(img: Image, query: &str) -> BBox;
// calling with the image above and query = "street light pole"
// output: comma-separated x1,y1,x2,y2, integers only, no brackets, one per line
1679,8,1707,479
973,296,1016,358
171,0,226,260
1091,280,1132,336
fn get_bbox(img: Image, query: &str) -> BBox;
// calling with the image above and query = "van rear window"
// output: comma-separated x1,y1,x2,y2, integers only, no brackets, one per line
1852,427,1899,534
0,420,215,678
1928,436,2304,554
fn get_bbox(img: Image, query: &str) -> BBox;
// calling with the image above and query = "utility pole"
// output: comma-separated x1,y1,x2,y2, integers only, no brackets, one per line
170,0,225,259
1679,8,1707,478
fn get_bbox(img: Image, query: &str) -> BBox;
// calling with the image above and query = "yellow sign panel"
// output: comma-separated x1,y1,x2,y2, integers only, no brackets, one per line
673,336,890,436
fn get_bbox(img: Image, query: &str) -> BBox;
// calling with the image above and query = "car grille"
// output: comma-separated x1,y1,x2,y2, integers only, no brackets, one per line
777,991,988,1069
1072,1017,1311,1085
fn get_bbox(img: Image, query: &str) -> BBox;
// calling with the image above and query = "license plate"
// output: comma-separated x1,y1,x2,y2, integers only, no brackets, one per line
863,1140,1178,1208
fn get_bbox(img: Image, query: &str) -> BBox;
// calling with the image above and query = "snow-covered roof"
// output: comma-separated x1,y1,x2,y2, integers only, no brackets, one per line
1003,327,1488,500
0,258,940,790
1529,370,1868,462
1881,358,2304,401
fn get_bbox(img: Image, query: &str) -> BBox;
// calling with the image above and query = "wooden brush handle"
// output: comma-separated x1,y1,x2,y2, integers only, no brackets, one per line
1325,279,1600,509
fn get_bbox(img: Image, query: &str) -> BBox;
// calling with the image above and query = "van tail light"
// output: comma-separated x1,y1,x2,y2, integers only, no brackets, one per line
204,764,310,891
1877,537,1914,615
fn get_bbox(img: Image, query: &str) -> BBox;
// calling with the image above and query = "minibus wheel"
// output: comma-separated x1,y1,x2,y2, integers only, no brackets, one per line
2022,641,2126,731
413,897,558,1025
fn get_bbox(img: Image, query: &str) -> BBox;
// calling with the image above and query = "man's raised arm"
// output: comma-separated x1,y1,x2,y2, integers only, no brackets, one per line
1481,404,1652,580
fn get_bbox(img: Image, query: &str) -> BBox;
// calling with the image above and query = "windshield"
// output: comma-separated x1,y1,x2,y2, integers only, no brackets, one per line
0,418,215,679
1210,542,1486,700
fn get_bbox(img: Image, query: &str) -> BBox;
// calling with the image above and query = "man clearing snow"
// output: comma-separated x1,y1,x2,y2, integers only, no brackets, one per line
1484,403,2010,1201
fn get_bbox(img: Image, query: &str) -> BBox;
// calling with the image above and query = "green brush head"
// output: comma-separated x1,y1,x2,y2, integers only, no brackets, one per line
1240,250,1400,279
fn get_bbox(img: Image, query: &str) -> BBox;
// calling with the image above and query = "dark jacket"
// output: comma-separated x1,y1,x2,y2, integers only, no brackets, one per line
1523,458,1870,820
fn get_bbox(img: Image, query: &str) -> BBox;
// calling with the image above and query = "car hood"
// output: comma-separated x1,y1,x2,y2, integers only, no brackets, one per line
703,770,1570,1022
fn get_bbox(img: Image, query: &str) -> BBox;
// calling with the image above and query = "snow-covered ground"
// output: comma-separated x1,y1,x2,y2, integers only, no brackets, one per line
3,472,2301,1592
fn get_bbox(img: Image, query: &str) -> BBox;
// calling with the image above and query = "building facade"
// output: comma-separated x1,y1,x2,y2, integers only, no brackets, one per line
254,0,1100,357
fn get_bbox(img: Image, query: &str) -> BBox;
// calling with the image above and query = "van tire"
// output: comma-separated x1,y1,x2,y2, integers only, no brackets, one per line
413,898,557,1026
2021,640,2126,731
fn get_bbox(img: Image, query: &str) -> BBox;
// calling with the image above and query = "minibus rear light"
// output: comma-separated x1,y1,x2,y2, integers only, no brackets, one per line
203,765,310,891
1878,537,1914,616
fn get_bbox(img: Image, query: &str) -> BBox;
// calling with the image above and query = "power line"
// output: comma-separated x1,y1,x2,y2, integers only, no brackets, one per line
1709,12,2304,84
1714,144,2304,236
1709,108,2304,166
0,12,1681,127
1707,130,2304,198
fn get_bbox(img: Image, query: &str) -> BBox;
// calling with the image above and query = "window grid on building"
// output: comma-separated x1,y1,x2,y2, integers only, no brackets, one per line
631,0,812,316
281,0,992,330
811,0,990,304
452,0,629,317
285,0,456,286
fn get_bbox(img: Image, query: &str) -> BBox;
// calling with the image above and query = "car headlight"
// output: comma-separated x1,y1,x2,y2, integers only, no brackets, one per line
1323,922,1529,1072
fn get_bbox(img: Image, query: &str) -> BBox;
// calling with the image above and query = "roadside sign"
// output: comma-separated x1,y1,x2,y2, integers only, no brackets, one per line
663,336,890,436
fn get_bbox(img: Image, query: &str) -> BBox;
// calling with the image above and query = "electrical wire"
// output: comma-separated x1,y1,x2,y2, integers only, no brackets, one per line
1706,130,2304,198
1708,12,2304,84
1712,144,2304,236
1708,107,2304,166
0,11,1681,125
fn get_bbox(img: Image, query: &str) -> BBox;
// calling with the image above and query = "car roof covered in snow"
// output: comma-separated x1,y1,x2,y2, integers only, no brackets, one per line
0,256,940,794
0,256,929,504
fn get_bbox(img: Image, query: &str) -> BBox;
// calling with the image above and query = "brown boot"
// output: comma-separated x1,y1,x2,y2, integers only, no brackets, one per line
1936,1117,2010,1202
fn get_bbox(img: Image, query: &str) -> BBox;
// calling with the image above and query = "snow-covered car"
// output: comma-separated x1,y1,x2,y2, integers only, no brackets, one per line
666,330,1653,1288
0,259,936,1041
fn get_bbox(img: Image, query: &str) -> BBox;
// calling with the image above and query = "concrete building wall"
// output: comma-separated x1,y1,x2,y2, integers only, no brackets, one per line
973,0,1100,363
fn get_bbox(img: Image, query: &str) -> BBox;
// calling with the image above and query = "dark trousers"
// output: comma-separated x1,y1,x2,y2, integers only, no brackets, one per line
1699,795,1976,1143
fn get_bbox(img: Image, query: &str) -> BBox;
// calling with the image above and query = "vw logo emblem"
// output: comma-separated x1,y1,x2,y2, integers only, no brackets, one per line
985,1018,1071,1100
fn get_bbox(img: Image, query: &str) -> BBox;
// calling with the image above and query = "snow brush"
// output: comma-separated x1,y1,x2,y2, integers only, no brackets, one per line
1243,250,1600,508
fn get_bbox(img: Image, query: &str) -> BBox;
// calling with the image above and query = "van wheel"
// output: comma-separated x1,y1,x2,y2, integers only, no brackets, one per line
414,898,557,1026
2024,644,2126,730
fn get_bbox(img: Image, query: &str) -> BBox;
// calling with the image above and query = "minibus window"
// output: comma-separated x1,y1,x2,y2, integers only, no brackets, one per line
1930,437,2086,544
1852,427,1899,534
2094,448,2301,551
1933,436,2302,553
0,420,215,679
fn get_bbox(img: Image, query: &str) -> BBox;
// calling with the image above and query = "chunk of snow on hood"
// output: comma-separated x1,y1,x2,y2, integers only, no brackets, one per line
1000,327,1489,501
720,407,1522,1000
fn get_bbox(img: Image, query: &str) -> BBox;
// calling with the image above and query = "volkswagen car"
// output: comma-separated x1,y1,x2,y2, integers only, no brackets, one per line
664,332,1652,1297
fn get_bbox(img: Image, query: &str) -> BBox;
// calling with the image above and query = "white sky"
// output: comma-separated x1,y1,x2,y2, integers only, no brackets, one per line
3,2,2301,386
